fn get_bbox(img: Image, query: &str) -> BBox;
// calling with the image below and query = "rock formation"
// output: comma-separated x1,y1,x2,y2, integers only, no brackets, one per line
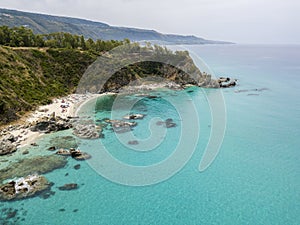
72,123,100,139
0,134,17,156
0,174,51,201
58,183,78,191
0,155,67,183
30,116,72,133
56,148,91,161
123,114,145,120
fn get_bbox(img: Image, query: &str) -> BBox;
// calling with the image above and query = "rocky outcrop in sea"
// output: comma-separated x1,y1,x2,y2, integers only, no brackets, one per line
0,174,51,201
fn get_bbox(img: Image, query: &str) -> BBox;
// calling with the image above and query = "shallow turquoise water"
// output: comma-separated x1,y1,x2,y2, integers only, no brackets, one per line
1,45,299,224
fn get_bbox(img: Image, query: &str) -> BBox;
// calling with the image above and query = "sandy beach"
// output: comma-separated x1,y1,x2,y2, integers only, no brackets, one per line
7,93,102,148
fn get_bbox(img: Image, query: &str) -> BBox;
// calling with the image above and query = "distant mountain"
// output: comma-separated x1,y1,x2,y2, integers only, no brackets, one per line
0,8,232,45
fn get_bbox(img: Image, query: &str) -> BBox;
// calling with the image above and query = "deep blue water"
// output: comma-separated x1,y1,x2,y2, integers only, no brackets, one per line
1,45,299,224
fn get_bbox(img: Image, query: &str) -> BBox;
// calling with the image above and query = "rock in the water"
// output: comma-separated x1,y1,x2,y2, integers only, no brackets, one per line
56,149,71,156
22,150,29,155
73,124,100,139
128,140,139,145
70,149,91,161
49,136,79,149
0,134,17,156
58,183,78,191
105,119,137,133
56,148,91,161
0,174,51,201
0,155,67,183
47,146,56,151
155,119,177,128
123,114,144,120
74,164,81,170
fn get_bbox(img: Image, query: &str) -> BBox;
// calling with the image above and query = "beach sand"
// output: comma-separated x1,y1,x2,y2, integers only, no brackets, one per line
8,93,102,148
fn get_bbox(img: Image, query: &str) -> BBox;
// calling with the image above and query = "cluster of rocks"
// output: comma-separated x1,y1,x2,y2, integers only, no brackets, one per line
217,77,237,88
105,119,137,133
0,174,51,201
56,148,91,160
30,116,73,133
72,123,101,139
0,134,17,156
156,118,177,128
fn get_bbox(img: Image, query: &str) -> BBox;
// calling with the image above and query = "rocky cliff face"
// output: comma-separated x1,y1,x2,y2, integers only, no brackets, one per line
77,44,219,94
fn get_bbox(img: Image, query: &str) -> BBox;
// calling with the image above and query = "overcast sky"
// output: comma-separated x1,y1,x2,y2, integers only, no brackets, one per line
0,0,299,44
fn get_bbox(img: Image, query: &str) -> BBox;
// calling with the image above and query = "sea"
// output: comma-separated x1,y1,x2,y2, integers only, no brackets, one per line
0,44,299,225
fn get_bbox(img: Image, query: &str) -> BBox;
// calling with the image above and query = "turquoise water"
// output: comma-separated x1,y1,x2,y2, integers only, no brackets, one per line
1,45,300,224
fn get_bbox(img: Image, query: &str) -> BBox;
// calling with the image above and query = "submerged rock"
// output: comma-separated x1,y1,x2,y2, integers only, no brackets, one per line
128,140,139,145
49,136,79,149
0,155,67,183
73,124,100,139
156,118,177,128
56,148,91,161
105,119,137,133
0,174,51,201
74,164,81,170
58,183,78,191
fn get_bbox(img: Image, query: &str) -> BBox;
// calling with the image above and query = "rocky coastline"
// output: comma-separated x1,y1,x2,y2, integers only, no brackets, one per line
0,80,238,201
0,174,51,201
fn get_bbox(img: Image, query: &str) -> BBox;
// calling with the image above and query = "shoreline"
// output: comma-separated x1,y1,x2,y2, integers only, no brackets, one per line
1,93,104,149
1,82,212,151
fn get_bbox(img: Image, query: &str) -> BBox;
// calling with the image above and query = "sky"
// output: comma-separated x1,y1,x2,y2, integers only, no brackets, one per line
0,0,299,44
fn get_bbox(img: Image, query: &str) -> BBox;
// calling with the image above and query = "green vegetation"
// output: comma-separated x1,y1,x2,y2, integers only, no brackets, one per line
0,46,97,123
0,27,216,125
0,26,127,52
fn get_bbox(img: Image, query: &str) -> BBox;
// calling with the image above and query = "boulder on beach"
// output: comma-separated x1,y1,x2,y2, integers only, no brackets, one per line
0,134,17,156
0,174,51,201
30,116,72,133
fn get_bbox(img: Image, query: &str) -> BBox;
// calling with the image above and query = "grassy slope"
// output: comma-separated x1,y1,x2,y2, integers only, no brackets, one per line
0,46,96,124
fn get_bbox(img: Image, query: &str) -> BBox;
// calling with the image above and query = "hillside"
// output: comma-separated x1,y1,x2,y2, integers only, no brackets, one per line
0,8,232,45
0,27,219,125
0,46,97,124
0,46,218,125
